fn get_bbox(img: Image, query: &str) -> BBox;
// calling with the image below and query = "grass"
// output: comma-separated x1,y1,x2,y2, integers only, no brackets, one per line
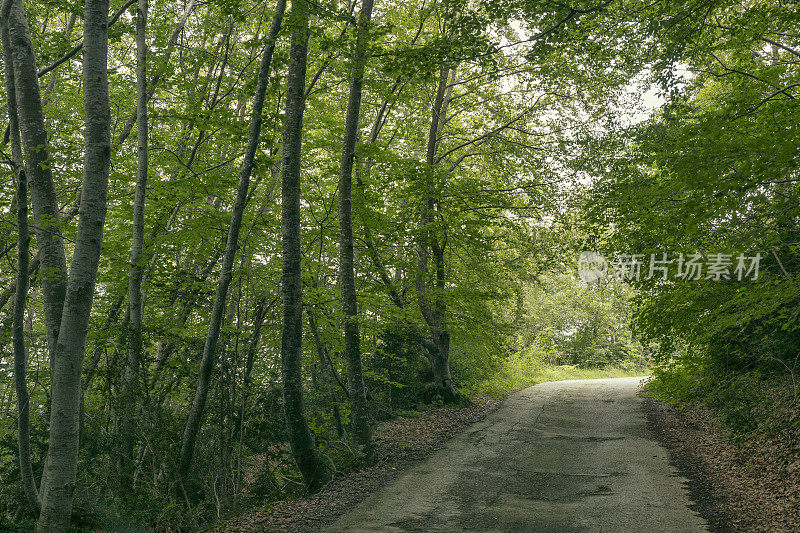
463,354,649,399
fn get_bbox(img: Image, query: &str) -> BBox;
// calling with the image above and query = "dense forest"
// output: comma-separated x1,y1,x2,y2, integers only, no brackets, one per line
0,0,796,530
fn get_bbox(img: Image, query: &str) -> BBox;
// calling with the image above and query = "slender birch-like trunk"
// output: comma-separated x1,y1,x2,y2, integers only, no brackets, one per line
1,2,38,511
11,168,40,515
337,0,375,459
120,0,149,478
6,0,67,359
178,0,287,480
11,168,39,512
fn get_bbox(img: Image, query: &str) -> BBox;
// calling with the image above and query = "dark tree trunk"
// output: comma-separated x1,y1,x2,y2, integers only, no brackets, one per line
2,3,38,510
11,168,39,512
416,66,458,402
337,0,375,460
36,0,112,529
178,0,286,480
0,5,21,168
280,0,330,493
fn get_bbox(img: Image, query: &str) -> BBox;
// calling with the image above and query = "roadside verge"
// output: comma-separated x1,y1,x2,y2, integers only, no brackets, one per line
642,396,800,532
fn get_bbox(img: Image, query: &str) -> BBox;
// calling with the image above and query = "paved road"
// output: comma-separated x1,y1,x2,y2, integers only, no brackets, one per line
328,377,709,532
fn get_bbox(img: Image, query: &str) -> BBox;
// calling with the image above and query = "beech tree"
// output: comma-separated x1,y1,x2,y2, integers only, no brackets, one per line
279,0,330,492
3,0,115,529
177,0,287,482
120,0,148,477
1,0,37,513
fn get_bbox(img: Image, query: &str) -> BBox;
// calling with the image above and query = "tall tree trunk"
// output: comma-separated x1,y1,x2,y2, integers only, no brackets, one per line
1,2,21,169
36,0,112,529
177,0,286,480
120,0,148,478
2,3,38,511
416,66,458,402
12,170,39,512
430,236,454,396
280,0,329,493
6,0,67,360
337,0,375,460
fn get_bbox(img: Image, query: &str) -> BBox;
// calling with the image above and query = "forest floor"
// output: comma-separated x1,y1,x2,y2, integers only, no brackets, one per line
215,396,502,532
643,396,800,532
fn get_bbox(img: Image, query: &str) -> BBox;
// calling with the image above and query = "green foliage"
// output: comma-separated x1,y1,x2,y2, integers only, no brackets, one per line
459,268,651,399
517,273,651,368
366,324,431,412
645,359,800,443
464,349,646,399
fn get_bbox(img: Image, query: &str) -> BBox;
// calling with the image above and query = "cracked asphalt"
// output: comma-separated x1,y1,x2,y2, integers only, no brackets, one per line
327,377,709,532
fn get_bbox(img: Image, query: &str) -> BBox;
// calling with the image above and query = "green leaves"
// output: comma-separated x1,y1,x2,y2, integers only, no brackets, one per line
584,0,800,387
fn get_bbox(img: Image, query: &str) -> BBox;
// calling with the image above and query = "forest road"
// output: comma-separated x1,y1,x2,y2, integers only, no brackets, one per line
327,376,709,532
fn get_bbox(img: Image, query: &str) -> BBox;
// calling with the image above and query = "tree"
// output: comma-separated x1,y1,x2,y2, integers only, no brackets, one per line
178,0,287,481
121,0,149,478
416,64,458,401
1,0,38,512
280,0,330,492
6,0,67,362
337,0,375,459
0,0,657,527
34,0,112,529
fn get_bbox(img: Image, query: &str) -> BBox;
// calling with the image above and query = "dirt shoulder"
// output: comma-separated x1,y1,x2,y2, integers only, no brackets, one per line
642,396,800,532
215,397,500,533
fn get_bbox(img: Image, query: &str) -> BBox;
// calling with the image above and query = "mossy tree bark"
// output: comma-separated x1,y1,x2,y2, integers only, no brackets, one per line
36,0,112,529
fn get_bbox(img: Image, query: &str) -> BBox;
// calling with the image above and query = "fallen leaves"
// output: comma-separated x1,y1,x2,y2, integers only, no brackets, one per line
643,397,800,532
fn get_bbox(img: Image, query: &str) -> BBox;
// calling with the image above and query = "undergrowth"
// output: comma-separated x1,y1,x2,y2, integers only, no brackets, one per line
643,361,800,443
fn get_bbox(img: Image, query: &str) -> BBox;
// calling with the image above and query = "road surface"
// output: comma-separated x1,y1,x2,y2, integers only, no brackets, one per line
327,377,709,532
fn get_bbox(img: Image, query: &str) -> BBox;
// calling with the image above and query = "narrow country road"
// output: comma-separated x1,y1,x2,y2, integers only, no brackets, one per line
328,377,709,532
